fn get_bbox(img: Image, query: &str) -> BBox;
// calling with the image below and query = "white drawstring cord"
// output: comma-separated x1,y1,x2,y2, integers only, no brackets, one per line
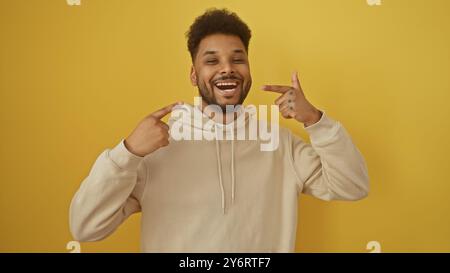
215,125,225,214
231,139,235,205
214,124,237,214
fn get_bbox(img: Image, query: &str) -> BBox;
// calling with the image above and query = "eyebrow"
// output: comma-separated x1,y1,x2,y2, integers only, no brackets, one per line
202,49,246,56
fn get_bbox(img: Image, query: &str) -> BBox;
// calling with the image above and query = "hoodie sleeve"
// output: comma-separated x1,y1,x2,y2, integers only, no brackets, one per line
69,139,147,242
288,111,369,201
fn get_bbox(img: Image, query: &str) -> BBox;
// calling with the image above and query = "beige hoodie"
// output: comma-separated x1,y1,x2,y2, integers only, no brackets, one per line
69,103,369,252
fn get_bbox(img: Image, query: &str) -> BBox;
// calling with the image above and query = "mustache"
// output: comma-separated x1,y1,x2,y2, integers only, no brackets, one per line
213,75,242,83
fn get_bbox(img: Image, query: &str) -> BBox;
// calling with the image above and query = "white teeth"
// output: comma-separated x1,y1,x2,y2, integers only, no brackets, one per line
215,82,237,87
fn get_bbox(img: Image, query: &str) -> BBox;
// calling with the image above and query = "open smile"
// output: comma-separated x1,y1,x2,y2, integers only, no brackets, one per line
213,80,240,97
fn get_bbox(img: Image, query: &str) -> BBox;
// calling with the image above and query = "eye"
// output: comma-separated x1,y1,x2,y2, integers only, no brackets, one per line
233,59,245,64
206,59,218,64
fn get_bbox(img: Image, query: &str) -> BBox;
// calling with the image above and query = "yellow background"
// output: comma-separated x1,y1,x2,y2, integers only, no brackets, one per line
1,0,449,252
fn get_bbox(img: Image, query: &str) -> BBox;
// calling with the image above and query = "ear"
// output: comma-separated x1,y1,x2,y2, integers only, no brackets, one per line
190,65,198,86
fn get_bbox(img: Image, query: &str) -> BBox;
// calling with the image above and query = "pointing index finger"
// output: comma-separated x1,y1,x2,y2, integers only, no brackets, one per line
151,102,183,119
260,85,292,94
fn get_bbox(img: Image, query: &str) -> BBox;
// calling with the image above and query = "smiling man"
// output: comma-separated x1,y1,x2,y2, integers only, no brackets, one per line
69,8,369,252
192,34,251,112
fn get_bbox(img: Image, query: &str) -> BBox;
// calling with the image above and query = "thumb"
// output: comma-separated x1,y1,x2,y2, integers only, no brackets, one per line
291,71,301,90
151,102,183,119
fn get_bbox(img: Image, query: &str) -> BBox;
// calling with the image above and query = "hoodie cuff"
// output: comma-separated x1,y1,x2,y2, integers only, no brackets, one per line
304,110,341,145
108,139,144,171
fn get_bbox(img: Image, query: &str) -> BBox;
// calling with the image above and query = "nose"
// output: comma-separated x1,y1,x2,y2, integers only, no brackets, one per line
219,61,235,75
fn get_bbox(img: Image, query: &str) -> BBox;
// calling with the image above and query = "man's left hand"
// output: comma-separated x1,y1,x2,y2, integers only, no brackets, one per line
261,71,322,127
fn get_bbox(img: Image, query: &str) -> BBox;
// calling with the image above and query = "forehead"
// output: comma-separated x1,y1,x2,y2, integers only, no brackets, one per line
197,33,246,55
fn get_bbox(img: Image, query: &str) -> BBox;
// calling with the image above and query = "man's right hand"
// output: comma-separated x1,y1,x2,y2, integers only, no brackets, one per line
124,102,182,157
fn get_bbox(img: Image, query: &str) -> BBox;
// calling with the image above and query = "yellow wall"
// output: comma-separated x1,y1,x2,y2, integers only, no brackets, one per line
1,0,449,252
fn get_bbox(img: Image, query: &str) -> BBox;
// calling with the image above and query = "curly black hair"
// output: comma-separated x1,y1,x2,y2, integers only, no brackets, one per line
185,8,252,61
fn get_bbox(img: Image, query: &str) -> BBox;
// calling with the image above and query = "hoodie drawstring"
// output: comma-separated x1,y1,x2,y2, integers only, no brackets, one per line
231,139,235,205
214,124,236,215
215,136,225,214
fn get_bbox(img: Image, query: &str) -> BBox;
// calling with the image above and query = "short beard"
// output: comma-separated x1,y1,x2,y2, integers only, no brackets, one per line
197,80,251,113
